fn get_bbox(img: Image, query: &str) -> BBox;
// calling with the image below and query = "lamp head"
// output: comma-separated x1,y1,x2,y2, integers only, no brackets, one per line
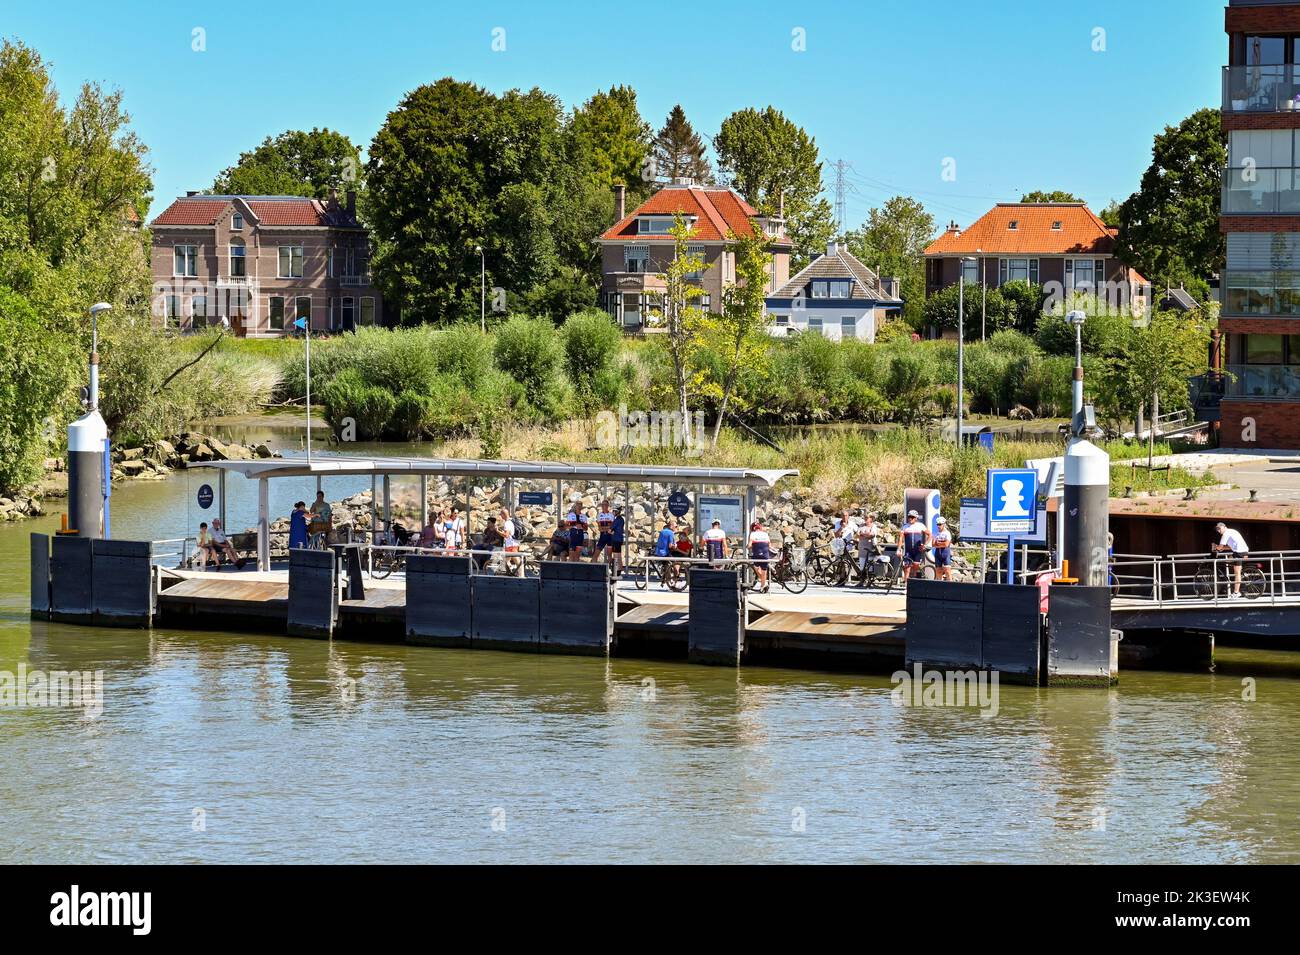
89,302,112,318
1068,309,1086,328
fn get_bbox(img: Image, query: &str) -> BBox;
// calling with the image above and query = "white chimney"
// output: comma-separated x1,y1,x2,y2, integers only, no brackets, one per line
826,240,839,257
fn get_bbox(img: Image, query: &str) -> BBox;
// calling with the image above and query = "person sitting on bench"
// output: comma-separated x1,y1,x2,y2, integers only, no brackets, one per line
209,519,244,569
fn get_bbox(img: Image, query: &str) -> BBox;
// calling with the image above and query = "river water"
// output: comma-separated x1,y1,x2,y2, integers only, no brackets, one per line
3,446,1300,863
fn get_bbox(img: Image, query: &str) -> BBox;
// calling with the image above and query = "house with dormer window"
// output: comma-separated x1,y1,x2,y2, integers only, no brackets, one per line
148,190,383,336
597,182,792,329
923,202,1149,313
765,241,903,341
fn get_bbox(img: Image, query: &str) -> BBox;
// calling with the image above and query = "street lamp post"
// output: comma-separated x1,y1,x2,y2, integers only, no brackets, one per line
1069,309,1086,427
475,244,485,333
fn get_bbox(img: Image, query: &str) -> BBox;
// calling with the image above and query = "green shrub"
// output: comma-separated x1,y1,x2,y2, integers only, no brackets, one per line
493,314,565,416
434,322,494,388
562,309,623,411
392,390,436,440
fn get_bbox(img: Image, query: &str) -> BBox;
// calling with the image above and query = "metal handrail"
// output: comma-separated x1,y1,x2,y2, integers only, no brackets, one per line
1109,550,1300,607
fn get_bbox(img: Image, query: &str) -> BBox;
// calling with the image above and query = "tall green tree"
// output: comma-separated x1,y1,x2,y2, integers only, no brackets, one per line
713,106,835,269
569,86,651,197
650,105,713,184
844,196,935,326
212,128,363,199
1115,108,1226,288
698,230,772,446
1019,190,1083,203
648,216,709,428
367,79,580,322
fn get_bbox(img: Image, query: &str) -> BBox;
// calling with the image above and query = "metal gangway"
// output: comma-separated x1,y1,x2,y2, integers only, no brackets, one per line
1109,550,1300,609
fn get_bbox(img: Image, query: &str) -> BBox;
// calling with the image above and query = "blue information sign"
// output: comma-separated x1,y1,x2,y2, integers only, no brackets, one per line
667,491,692,518
197,483,214,509
519,491,553,507
985,468,1038,537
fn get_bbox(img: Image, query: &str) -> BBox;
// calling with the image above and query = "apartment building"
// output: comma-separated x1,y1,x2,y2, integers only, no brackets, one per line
597,182,792,329
1220,0,1300,447
149,191,382,336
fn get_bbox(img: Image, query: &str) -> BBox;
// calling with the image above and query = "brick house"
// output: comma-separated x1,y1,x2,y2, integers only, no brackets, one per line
923,202,1150,314
597,182,792,329
765,241,903,341
1218,0,1300,448
148,191,382,336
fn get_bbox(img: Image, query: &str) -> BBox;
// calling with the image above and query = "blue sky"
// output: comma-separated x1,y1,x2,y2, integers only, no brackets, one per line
6,0,1226,230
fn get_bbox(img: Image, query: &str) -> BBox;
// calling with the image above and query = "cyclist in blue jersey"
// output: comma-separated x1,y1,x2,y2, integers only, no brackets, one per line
897,509,932,582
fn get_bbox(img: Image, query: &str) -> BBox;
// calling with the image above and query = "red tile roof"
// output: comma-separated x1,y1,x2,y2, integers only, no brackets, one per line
600,185,789,243
150,195,359,228
924,203,1118,257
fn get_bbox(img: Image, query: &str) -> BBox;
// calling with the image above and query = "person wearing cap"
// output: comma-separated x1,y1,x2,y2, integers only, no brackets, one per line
749,519,772,592
856,511,880,586
609,505,627,576
594,498,616,566
898,509,931,582
932,516,953,581
703,519,728,566
1212,521,1249,597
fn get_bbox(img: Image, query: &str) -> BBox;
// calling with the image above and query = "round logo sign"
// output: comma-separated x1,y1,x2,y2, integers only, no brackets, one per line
197,484,214,509
667,491,691,518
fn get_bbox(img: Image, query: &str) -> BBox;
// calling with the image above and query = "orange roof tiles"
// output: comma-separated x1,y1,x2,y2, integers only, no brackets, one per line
924,203,1118,257
600,185,788,243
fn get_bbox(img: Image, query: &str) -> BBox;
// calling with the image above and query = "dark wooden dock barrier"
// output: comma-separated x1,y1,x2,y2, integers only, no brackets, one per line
687,568,746,665
405,555,471,647
91,539,155,627
30,533,50,617
287,548,338,639
905,580,1042,684
472,575,541,650
540,561,614,655
1046,586,1117,686
49,535,94,625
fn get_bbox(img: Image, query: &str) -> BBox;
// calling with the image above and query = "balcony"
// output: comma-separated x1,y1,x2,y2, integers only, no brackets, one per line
1222,166,1300,213
1225,364,1300,400
339,273,371,287
1221,270,1300,315
604,271,667,294
1223,65,1300,112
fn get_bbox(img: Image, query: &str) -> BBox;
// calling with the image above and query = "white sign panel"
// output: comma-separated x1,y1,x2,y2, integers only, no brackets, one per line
698,495,744,538
960,498,1047,544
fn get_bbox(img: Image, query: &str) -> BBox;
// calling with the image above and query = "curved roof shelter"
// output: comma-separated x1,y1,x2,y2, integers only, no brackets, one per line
194,455,796,488
192,455,799,570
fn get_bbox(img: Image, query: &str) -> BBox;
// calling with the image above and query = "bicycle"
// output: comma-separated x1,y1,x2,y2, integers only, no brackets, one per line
742,544,809,594
369,523,415,579
1193,551,1266,600
633,556,689,592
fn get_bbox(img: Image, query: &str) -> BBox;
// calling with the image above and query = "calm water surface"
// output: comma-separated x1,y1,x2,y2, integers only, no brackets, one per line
2,463,1299,863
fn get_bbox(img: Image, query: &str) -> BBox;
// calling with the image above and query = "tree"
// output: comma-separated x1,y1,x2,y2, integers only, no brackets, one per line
1100,310,1209,465
698,230,772,446
569,86,651,196
714,106,835,269
844,196,936,327
1115,108,1226,289
650,105,713,184
648,216,709,429
922,283,1013,339
212,128,363,199
1020,190,1083,203
1098,199,1122,229
366,79,574,321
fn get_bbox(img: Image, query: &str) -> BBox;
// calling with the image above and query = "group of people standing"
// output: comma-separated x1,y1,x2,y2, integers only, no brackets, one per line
545,499,627,573
830,508,954,582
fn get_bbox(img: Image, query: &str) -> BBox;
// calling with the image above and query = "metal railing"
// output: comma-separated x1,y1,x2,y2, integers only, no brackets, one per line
1223,64,1300,112
1221,166,1300,214
1109,550,1300,607
1224,363,1300,400
1221,271,1300,317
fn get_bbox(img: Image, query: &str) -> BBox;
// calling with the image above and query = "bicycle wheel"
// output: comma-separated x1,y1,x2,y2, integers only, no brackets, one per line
781,568,808,594
667,565,689,593
740,563,758,591
828,558,850,587
371,556,393,579
1242,565,1267,600
634,561,648,590
1193,563,1217,600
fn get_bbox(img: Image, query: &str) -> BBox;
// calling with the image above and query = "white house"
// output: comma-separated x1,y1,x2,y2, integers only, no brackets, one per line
764,241,903,341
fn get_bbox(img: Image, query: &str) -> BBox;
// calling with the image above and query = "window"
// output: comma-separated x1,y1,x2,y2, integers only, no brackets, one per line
624,244,649,273
341,296,355,329
165,295,181,328
999,258,1039,285
961,259,980,286
360,297,376,326
191,294,208,327
278,246,304,279
173,245,197,277
698,293,711,310
686,244,705,279
229,238,246,277
1051,221,1063,231
811,279,852,298
1008,220,1019,231
638,216,689,234
268,296,285,332
808,317,824,335
1067,258,1107,292
772,314,790,327
231,212,244,231
841,317,857,339
1245,334,1286,364
295,296,312,329
228,288,249,320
